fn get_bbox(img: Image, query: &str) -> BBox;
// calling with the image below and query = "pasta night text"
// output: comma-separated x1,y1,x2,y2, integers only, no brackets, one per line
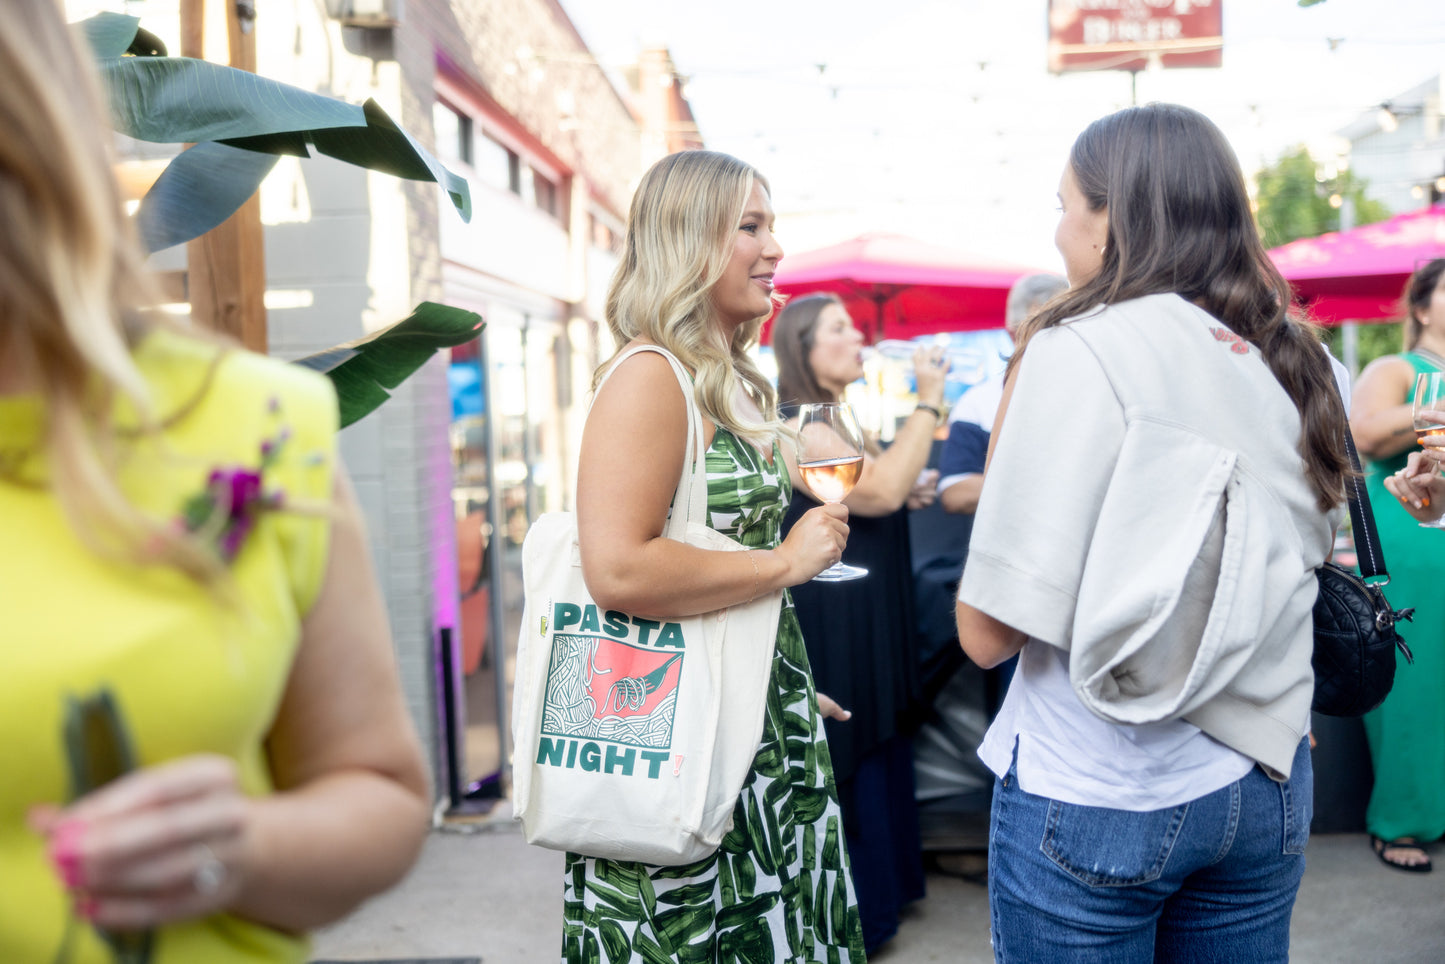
534,737,671,778
552,603,685,649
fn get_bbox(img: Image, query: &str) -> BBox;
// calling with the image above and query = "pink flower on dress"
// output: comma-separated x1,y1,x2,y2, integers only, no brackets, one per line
179,410,289,563
208,467,266,561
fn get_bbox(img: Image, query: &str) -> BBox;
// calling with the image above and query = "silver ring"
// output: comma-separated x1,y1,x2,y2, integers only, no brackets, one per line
192,843,227,897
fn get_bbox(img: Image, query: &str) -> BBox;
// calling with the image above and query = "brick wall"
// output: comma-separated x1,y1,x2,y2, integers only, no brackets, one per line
408,0,641,217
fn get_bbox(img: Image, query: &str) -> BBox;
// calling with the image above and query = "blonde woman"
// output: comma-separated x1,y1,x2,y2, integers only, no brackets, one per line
2,5,429,962
568,150,865,960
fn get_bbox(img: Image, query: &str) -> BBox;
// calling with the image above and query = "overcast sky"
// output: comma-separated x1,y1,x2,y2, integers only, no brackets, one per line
558,0,1445,272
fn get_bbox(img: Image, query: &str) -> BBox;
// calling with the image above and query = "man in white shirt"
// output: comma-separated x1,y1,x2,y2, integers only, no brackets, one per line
937,273,1069,514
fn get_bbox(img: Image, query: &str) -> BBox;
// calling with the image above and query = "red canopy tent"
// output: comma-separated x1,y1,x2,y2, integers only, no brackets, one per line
761,232,1052,344
1268,204,1445,324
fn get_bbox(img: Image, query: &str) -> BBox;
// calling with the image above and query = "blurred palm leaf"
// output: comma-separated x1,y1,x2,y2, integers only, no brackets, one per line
134,141,280,253
77,12,470,253
294,302,485,428
60,689,153,964
61,689,136,798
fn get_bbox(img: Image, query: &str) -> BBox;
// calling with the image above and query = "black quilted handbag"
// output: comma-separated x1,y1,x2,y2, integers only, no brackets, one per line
1312,431,1415,717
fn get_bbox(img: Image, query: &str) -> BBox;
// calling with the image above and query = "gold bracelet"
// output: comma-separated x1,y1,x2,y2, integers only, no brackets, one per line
744,549,761,602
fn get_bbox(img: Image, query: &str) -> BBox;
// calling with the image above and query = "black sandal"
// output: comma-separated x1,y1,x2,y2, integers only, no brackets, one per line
1371,834,1433,873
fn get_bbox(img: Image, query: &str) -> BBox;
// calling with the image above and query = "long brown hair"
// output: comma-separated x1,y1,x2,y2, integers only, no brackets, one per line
771,293,842,407
1402,258,1445,352
1016,104,1347,511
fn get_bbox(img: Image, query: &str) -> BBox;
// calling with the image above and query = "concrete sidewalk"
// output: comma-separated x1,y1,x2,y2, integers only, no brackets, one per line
311,802,1445,963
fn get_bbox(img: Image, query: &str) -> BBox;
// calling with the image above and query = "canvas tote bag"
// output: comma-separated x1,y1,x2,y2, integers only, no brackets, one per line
511,346,784,865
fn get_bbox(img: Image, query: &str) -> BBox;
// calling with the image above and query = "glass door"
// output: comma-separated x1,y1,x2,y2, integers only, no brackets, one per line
445,308,571,809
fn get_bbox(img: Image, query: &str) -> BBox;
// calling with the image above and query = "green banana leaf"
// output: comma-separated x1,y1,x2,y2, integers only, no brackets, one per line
294,302,485,428
78,11,167,59
60,689,154,964
61,689,137,799
135,142,280,252
74,14,484,428
79,12,470,253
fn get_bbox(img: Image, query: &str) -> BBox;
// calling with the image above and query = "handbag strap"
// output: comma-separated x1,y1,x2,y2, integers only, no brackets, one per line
1341,428,1389,581
592,345,709,540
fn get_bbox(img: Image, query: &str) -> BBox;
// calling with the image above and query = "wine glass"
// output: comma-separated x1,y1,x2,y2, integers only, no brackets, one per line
795,402,868,582
1411,372,1445,529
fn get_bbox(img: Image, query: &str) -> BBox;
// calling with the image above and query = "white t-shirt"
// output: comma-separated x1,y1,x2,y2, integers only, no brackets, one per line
977,645,1253,810
947,376,1004,428
937,377,1005,494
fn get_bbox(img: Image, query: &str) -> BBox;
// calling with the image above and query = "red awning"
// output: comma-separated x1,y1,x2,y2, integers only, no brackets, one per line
1268,204,1445,324
764,232,1053,344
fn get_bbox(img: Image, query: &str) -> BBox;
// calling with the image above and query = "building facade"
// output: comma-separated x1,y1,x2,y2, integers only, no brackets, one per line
90,0,699,813
1340,74,1445,212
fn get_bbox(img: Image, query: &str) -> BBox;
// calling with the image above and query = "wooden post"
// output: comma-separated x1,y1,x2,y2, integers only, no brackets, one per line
179,0,267,353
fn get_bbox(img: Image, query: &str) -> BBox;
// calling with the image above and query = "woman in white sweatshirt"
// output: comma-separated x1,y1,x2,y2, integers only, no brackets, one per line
955,103,1349,963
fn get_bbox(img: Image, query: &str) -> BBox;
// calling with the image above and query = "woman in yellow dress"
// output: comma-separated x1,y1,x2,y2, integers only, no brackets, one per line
0,5,430,962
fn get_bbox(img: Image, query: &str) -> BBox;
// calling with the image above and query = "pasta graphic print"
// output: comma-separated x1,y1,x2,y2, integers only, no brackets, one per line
540,634,683,749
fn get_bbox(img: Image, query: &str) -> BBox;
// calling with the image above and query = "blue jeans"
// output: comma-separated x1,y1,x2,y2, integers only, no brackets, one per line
988,737,1312,963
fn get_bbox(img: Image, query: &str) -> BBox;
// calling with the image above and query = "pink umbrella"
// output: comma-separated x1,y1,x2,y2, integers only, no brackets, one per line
1268,204,1445,324
762,232,1051,344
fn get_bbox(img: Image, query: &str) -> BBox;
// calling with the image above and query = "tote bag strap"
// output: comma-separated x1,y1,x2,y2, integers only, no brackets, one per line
592,345,709,539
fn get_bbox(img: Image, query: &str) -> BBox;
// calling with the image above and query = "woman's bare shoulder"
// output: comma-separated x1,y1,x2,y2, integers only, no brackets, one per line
1353,353,1414,395
592,343,686,418
1356,352,1413,380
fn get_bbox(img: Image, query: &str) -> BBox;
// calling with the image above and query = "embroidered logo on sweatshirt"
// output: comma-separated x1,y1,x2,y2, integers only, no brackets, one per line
1210,327,1251,355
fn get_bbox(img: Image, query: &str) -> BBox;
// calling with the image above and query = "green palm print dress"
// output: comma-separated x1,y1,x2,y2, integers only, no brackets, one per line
561,427,866,964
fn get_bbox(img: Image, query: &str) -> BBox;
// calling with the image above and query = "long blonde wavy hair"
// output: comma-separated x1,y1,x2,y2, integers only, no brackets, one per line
597,150,784,450
0,2,224,584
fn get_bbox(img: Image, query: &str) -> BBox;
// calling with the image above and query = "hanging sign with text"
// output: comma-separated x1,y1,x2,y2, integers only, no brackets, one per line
1047,0,1224,74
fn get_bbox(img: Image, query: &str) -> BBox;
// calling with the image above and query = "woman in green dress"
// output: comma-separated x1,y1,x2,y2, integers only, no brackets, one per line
1349,256,1445,872
566,150,866,961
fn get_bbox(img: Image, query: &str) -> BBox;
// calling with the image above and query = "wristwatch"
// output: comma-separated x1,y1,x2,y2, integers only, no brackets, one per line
914,402,945,426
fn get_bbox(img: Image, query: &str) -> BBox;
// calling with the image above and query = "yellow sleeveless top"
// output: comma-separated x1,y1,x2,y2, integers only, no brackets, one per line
0,328,337,963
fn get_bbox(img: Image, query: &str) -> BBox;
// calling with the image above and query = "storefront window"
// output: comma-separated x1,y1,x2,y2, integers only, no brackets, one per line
445,309,571,806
